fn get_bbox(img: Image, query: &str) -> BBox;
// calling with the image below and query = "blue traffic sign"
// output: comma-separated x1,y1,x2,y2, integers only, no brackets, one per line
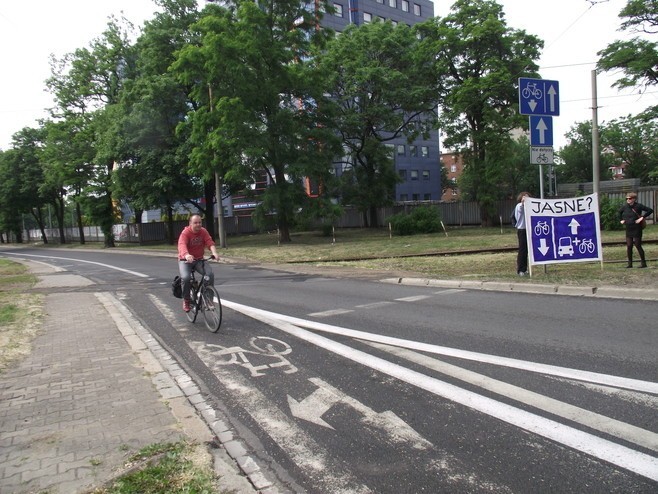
529,115,553,146
519,78,560,116
524,194,602,266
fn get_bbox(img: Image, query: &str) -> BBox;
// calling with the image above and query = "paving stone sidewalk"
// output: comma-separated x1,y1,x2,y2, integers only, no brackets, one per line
0,291,190,493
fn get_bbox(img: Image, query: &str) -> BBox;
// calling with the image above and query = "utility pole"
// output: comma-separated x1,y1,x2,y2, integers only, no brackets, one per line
208,84,227,248
591,70,600,197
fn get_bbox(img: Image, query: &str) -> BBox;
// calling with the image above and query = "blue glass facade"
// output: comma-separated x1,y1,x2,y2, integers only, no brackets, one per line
322,0,441,201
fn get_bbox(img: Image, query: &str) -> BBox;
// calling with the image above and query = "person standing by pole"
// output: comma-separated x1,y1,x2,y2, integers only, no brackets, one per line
619,192,653,268
514,192,531,276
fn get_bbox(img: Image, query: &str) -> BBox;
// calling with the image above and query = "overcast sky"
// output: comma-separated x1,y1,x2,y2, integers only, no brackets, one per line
0,0,654,151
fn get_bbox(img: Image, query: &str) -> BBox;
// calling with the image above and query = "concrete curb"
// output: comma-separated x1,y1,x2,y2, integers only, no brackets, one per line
384,276,658,300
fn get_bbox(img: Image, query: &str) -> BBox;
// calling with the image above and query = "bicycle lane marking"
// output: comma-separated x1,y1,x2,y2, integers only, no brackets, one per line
221,298,658,482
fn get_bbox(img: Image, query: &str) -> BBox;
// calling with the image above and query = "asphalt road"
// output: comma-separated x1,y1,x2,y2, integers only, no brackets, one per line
4,247,657,493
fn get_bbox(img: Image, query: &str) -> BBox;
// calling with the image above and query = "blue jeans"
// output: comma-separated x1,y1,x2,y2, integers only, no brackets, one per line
178,260,214,300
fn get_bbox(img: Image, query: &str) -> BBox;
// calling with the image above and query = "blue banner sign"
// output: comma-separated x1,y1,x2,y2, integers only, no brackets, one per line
524,193,602,266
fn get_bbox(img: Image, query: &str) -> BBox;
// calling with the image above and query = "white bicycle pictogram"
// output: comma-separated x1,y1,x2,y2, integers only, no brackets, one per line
534,221,550,236
521,82,543,99
578,238,595,254
206,336,298,377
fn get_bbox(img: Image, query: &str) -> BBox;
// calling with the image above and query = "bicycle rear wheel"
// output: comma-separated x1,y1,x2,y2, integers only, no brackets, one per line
201,285,222,333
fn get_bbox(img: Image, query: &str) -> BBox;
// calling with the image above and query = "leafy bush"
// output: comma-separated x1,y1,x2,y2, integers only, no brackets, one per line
599,195,624,231
387,206,442,236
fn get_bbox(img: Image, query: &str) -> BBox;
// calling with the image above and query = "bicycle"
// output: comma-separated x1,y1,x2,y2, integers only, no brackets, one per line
185,257,222,333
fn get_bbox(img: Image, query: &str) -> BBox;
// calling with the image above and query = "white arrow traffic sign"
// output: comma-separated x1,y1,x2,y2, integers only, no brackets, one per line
569,218,581,235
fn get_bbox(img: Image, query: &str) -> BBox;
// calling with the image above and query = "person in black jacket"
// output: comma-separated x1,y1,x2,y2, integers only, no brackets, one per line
619,192,653,268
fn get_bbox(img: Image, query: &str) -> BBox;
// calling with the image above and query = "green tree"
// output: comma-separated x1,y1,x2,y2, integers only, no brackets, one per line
558,121,615,184
47,17,138,247
115,0,206,244
0,148,28,243
597,0,658,98
422,0,543,225
315,20,440,227
602,113,658,185
3,128,59,243
41,118,97,244
173,0,338,243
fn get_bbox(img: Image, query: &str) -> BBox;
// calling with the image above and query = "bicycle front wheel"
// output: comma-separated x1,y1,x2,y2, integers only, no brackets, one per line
201,286,222,333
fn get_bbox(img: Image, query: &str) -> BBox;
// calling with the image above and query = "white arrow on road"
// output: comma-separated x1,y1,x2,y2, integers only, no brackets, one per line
547,85,557,113
569,218,581,235
289,377,432,450
538,238,550,256
535,118,548,144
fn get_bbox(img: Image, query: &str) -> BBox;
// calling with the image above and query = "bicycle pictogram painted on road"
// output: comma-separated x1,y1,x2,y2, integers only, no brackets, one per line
206,336,298,377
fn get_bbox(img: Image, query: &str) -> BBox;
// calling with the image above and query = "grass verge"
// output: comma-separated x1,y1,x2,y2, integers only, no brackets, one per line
90,441,218,494
0,258,42,373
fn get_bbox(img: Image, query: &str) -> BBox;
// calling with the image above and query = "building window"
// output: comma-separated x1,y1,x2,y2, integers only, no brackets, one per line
421,146,429,158
409,145,417,157
401,0,409,12
399,169,407,180
397,144,405,155
422,170,430,181
413,3,421,15
389,0,397,8
424,193,431,200
410,170,419,181
391,20,398,26
450,164,457,173
363,12,372,23
376,0,384,3
334,3,343,17
400,193,408,201
412,193,419,201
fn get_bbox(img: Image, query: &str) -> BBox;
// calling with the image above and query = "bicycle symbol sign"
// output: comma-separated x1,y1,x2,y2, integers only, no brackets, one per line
518,77,560,116
524,193,602,266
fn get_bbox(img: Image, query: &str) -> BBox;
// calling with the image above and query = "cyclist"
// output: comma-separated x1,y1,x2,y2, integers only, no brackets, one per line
177,214,220,312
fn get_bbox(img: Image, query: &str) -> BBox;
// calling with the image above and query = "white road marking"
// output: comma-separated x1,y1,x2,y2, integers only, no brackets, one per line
222,300,657,394
222,299,658,482
433,289,466,295
188,340,373,494
355,301,395,309
0,252,149,277
288,377,432,450
366,341,658,452
395,295,432,302
307,308,354,317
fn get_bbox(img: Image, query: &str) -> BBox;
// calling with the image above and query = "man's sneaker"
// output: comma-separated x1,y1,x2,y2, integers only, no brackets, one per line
183,298,191,312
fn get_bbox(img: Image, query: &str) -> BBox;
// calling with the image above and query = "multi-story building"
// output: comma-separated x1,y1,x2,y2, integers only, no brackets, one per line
440,151,464,202
323,0,441,203
227,0,440,215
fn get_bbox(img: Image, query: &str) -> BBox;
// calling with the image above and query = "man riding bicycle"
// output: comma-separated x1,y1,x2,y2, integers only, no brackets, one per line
177,214,220,312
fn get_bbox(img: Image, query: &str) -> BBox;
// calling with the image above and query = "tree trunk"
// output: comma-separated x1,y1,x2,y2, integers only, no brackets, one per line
203,179,216,239
76,202,85,245
369,205,380,228
31,208,48,244
56,196,66,244
166,201,175,245
103,194,115,248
